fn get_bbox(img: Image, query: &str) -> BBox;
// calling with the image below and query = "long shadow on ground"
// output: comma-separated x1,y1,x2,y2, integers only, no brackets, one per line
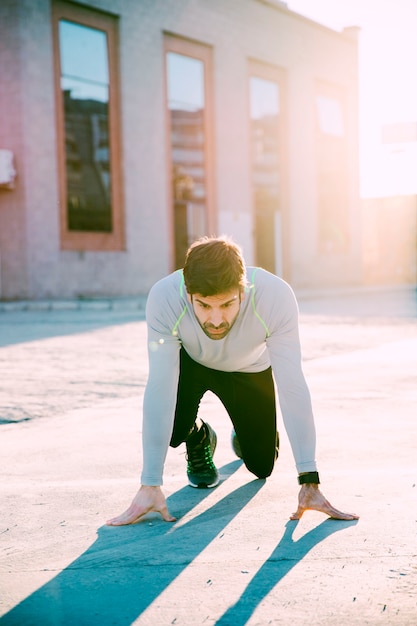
216,517,358,625
1,461,357,626
1,461,246,625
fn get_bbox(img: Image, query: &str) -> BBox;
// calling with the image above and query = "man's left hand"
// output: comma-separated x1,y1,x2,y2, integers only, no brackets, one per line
290,484,359,521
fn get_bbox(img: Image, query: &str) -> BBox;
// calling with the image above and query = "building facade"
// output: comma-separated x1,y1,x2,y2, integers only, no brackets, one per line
0,0,360,300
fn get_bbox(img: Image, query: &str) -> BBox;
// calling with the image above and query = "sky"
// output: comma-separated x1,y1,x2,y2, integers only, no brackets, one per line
286,0,417,197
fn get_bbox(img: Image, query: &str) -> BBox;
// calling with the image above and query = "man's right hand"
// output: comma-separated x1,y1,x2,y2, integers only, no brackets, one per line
106,485,176,526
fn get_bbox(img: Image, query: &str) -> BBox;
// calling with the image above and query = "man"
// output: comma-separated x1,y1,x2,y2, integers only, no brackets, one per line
107,237,358,525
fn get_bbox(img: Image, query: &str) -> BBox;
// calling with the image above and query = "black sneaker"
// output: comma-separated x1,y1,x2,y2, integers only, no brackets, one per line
186,421,219,488
231,430,280,460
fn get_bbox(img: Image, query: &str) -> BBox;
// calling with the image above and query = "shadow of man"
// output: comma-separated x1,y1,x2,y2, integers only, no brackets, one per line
216,517,359,625
1,461,268,626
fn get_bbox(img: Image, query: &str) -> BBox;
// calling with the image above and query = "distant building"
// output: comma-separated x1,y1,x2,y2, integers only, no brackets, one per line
361,120,417,286
0,0,360,299
381,122,417,145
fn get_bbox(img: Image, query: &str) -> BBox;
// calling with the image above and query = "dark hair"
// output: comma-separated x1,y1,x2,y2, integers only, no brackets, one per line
183,236,246,296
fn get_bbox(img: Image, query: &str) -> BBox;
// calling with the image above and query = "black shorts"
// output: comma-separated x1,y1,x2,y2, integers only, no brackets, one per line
170,347,278,479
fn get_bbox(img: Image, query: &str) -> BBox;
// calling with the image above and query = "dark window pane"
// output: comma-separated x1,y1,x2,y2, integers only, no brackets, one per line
59,20,112,232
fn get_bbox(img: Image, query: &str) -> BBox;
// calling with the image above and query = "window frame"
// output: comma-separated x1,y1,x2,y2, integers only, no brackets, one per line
52,1,124,251
248,59,289,279
163,33,216,270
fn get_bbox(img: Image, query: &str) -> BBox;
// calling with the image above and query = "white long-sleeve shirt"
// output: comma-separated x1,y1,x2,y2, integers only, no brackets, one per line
141,266,317,485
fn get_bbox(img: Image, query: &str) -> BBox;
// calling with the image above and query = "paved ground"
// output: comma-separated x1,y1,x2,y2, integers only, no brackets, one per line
0,287,416,625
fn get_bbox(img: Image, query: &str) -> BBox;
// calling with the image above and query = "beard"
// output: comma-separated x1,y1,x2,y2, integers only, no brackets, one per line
201,321,231,340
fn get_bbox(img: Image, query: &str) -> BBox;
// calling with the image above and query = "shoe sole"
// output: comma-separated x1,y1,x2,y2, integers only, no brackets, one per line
187,476,220,489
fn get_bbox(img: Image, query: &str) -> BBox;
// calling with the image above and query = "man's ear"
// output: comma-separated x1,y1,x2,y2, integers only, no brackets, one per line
186,292,192,304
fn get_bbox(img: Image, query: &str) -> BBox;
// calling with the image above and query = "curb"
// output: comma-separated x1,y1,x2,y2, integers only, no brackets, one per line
294,284,417,300
0,296,148,313
1,285,415,313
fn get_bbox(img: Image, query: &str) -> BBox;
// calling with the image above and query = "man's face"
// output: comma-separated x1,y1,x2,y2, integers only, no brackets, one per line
188,289,242,340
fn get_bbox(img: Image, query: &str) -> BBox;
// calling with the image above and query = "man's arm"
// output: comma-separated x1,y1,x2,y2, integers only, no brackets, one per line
106,336,180,527
106,339,180,526
263,278,358,520
107,277,183,526
265,281,318,476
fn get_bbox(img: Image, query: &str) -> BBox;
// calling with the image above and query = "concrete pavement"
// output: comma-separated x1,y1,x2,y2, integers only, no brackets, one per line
0,288,416,625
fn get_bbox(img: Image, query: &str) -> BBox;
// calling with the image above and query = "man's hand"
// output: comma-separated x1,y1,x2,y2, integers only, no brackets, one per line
290,484,359,521
106,485,176,526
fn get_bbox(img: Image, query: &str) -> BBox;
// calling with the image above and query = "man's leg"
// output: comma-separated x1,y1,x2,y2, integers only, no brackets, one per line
170,347,209,446
170,348,219,488
211,367,278,479
170,349,277,483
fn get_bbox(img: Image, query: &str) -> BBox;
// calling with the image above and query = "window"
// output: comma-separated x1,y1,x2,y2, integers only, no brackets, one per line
315,82,349,254
164,35,215,269
52,1,124,250
249,61,287,277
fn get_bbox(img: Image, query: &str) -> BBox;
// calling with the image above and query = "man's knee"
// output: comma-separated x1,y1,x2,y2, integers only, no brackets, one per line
245,458,275,480
240,433,279,479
